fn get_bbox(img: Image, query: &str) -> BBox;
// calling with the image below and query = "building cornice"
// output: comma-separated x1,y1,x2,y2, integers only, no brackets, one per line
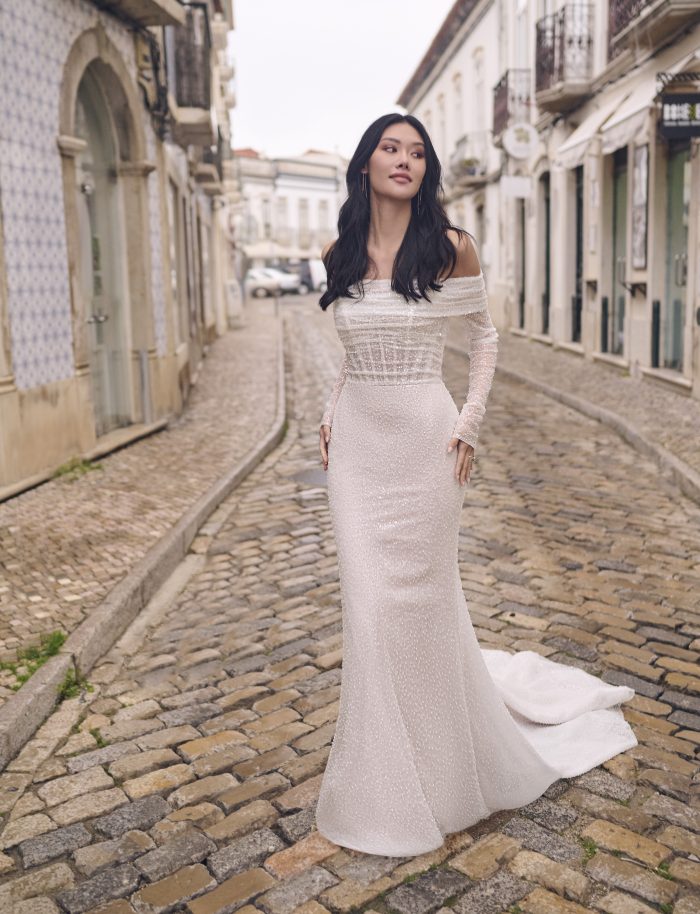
396,0,481,107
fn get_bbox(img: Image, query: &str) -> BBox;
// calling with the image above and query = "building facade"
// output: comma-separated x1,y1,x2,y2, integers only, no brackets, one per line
230,148,347,270
0,0,238,495
398,0,700,401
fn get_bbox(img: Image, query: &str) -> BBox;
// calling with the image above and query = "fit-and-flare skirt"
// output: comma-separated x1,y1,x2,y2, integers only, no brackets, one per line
315,376,638,857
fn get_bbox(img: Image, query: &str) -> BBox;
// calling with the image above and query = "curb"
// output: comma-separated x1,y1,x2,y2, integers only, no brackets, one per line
445,342,700,507
0,315,288,771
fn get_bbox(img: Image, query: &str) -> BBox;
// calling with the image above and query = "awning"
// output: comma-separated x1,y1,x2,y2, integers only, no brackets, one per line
243,241,285,259
243,241,316,260
601,47,700,155
553,85,632,169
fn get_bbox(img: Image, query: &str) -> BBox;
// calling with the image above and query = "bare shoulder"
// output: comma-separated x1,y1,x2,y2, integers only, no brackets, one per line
321,238,337,261
445,229,481,278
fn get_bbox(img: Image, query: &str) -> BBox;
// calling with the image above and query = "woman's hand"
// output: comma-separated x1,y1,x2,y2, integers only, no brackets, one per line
447,437,475,486
320,424,331,470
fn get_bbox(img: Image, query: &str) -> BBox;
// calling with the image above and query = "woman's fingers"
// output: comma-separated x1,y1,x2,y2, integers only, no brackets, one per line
448,438,474,486
319,425,330,470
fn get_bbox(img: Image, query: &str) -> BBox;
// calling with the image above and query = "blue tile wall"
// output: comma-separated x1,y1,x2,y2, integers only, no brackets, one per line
0,0,167,391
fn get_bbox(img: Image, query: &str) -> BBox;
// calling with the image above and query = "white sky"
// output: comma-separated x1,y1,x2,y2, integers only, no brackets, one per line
227,0,457,159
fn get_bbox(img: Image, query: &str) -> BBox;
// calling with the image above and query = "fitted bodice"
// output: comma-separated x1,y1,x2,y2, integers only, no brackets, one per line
332,274,488,385
321,271,498,449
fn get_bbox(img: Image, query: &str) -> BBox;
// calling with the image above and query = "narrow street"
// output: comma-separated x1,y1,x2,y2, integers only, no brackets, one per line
0,295,698,914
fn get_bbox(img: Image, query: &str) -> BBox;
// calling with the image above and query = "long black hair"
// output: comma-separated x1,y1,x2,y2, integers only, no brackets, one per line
318,112,469,310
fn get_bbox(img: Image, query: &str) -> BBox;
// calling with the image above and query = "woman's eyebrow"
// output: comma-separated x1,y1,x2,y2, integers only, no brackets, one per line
380,136,425,146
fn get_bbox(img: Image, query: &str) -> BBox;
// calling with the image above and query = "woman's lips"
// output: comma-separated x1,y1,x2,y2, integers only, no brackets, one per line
390,175,411,184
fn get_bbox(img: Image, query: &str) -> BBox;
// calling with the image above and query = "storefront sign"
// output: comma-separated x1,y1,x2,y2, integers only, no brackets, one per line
501,175,532,198
659,93,700,137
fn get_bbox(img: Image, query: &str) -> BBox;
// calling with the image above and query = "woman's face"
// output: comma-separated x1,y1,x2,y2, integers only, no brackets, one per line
363,121,427,203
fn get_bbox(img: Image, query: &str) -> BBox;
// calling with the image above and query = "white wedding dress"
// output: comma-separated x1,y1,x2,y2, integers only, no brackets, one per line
315,271,638,857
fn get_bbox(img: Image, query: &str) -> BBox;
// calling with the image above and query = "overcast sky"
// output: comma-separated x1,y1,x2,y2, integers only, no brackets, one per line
227,0,457,160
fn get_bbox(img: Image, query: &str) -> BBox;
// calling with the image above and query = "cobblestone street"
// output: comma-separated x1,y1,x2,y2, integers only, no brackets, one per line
0,304,280,685
0,297,698,914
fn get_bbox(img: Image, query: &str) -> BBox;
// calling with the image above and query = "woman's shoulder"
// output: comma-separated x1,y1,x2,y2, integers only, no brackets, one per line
444,229,481,279
321,239,337,261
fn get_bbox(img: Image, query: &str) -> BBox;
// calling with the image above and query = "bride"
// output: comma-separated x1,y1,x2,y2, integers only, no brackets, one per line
314,113,637,857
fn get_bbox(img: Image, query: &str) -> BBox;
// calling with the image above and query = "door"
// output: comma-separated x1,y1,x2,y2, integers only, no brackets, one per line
572,164,583,342
540,171,551,334
610,147,628,356
518,198,526,329
75,70,130,436
663,141,690,372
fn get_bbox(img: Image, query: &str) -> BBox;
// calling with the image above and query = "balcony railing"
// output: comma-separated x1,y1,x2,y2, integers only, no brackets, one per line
93,0,184,27
535,2,593,111
167,3,212,111
493,69,531,141
610,0,649,35
608,0,700,60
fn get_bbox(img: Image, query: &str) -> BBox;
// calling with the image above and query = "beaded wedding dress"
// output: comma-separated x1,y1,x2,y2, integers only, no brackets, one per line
315,271,638,857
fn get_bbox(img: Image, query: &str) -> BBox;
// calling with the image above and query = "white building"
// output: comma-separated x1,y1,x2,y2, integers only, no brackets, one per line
231,148,347,269
398,0,700,401
0,0,238,494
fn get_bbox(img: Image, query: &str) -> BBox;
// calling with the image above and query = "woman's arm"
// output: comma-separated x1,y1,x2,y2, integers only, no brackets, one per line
452,308,499,448
320,354,348,429
445,229,499,453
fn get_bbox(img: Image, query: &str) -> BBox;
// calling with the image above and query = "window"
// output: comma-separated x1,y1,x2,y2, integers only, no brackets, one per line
299,198,310,248
453,73,463,140
437,93,446,161
262,196,272,239
473,49,485,132
276,196,289,245
166,178,187,346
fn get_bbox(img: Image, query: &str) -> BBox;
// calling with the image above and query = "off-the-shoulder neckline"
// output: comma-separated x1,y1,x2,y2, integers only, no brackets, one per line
359,271,484,285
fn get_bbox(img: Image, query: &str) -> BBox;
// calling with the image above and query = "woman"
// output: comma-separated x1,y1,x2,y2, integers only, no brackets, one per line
314,113,637,857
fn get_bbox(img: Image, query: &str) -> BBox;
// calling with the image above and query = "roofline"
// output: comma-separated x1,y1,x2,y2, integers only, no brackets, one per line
396,0,480,108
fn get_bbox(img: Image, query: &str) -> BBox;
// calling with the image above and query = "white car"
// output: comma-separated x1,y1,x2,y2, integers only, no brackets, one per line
263,267,301,295
244,268,281,299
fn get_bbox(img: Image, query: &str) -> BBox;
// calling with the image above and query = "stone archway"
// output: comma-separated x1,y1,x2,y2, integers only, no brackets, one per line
58,24,155,433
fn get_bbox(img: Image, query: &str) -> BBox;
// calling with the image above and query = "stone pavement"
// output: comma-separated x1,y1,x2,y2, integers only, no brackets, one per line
0,301,280,688
446,320,700,482
0,298,697,914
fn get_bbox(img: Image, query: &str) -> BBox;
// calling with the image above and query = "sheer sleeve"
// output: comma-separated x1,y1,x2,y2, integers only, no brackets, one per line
320,354,348,429
451,306,499,449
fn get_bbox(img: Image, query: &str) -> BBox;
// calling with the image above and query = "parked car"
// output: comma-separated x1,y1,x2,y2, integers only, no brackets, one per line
244,268,281,299
298,258,327,293
263,267,301,295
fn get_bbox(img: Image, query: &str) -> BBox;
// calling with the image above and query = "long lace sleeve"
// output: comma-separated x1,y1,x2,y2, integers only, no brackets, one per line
320,354,348,429
452,306,499,448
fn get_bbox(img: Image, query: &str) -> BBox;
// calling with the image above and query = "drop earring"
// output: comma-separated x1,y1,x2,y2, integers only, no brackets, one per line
361,171,367,196
417,186,423,215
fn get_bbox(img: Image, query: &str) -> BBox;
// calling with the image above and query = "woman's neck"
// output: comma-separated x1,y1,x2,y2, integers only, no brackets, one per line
367,195,412,258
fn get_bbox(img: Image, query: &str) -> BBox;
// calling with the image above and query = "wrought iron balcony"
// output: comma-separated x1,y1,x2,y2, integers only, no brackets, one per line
608,0,700,60
448,132,491,185
535,2,593,112
493,69,531,142
165,3,215,147
92,0,184,26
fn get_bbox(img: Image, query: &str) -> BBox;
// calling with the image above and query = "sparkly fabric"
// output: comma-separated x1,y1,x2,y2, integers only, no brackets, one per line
315,276,638,857
320,273,497,448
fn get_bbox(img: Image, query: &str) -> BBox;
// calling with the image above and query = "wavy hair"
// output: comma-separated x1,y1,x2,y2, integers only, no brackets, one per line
318,112,469,310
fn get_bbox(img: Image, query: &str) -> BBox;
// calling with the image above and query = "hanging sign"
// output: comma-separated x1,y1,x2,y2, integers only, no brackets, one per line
659,93,700,137
502,123,538,159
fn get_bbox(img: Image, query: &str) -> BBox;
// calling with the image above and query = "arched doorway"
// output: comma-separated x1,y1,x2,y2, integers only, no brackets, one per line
74,66,131,436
